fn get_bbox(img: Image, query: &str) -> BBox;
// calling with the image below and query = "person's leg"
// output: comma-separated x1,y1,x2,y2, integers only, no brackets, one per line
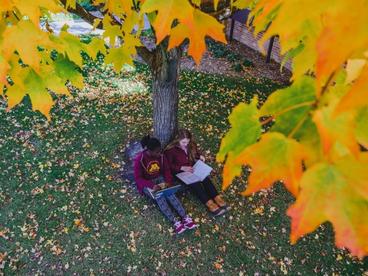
202,177,230,210
155,196,180,223
187,182,225,216
143,188,186,234
165,194,187,219
202,177,219,199
143,188,177,223
165,194,198,230
187,181,211,204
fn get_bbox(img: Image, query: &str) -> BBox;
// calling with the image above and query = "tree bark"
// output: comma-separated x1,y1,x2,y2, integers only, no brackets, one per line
149,44,182,147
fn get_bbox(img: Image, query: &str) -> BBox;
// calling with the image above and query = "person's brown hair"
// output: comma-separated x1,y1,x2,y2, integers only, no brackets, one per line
166,129,198,162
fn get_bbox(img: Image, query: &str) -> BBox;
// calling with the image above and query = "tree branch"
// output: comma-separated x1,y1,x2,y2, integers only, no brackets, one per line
188,0,231,14
59,0,123,29
136,46,154,66
59,0,154,63
59,0,103,27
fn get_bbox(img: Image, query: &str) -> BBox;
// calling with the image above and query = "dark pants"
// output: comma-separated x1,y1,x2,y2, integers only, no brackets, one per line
183,177,219,204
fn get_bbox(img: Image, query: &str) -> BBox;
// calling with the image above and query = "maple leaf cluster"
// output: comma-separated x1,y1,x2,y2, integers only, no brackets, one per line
218,0,368,258
0,0,226,118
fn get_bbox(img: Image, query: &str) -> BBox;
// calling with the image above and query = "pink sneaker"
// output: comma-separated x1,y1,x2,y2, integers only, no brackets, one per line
174,221,186,234
183,216,198,230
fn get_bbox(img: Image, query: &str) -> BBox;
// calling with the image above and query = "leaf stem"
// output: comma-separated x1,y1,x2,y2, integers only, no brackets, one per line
287,112,309,138
260,101,315,127
319,72,335,97
12,11,20,21
261,116,274,125
273,101,315,118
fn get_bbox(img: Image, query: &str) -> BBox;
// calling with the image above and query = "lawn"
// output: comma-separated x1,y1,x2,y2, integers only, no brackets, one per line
0,58,366,275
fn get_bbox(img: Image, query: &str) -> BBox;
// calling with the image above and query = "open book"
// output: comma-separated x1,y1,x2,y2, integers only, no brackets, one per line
146,184,182,200
176,160,213,185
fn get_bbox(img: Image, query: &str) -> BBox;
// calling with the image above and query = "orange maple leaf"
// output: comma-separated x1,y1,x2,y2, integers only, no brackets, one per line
336,65,368,114
142,0,226,64
313,98,360,158
0,56,10,86
169,9,226,64
287,155,368,258
235,132,307,197
316,0,368,92
141,0,194,44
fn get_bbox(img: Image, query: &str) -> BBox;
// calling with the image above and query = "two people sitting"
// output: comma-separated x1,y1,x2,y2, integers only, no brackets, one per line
134,129,230,235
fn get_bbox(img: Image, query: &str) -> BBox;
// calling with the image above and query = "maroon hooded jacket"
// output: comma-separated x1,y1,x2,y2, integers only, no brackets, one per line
134,150,173,195
164,146,200,174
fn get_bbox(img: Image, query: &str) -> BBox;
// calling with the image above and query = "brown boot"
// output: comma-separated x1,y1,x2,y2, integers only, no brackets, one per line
214,195,231,211
205,200,225,216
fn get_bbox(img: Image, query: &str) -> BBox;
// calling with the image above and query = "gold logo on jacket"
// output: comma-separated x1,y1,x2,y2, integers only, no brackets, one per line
147,161,160,174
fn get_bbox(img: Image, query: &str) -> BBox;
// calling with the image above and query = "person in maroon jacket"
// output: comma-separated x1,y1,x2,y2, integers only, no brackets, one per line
165,129,230,216
134,135,198,234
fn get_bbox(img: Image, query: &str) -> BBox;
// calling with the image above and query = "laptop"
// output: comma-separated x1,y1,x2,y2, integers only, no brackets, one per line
146,184,182,199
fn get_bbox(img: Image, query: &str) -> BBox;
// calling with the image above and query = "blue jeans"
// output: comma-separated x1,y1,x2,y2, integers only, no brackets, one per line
143,177,186,223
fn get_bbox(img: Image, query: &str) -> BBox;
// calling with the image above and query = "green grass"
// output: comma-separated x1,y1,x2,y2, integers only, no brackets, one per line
0,62,367,274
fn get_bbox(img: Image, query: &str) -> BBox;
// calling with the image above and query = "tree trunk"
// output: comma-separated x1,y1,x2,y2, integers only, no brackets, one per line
150,45,181,146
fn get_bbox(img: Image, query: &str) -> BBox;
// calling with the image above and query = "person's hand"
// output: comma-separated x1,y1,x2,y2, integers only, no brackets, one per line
199,155,205,162
152,185,161,191
158,182,167,189
181,166,194,173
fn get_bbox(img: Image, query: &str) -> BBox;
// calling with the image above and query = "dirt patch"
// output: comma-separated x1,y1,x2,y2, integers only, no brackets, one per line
180,40,291,84
139,37,291,84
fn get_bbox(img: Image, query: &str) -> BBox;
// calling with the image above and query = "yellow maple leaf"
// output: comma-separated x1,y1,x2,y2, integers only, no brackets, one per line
54,27,87,67
2,20,55,71
13,0,63,26
102,16,123,47
141,0,194,44
105,34,140,71
25,70,54,119
233,0,253,9
6,64,29,110
65,0,76,9
94,0,133,15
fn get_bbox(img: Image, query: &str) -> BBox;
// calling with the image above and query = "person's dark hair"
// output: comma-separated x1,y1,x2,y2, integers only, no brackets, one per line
140,135,151,148
140,135,161,151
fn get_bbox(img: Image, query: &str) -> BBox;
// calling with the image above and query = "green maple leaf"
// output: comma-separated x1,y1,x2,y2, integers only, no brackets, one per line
356,108,368,149
260,76,316,138
260,76,321,165
217,98,261,189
